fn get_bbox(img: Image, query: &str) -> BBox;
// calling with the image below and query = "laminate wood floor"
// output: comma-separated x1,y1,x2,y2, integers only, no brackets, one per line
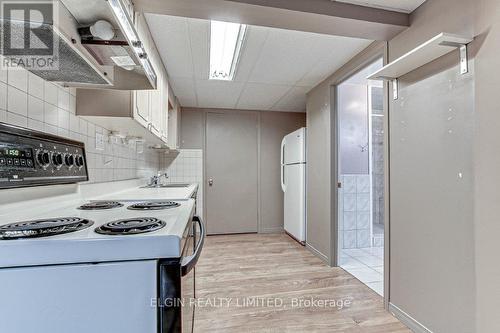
194,233,410,333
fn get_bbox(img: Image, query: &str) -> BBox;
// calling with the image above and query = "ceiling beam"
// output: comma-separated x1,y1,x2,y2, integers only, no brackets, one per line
134,0,409,41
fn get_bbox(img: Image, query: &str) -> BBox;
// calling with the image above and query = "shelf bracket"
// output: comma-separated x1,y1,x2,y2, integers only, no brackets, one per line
439,40,469,75
392,79,399,100
460,44,468,74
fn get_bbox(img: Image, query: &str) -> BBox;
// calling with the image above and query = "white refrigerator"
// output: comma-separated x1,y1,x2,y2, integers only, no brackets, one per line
281,127,306,244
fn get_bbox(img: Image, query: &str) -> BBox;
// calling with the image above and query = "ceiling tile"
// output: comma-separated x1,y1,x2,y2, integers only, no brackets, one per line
233,25,269,83
187,19,210,80
248,29,326,85
271,86,309,112
145,14,193,79
169,77,197,107
196,80,245,109
236,83,290,110
297,37,372,86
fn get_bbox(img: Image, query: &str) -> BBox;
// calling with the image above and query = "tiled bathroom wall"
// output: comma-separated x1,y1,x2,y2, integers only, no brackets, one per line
160,149,203,217
338,174,372,249
0,65,160,184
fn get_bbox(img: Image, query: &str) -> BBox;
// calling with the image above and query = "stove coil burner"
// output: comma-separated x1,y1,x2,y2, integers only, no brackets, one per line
0,217,94,240
127,201,180,210
95,217,166,235
78,201,123,210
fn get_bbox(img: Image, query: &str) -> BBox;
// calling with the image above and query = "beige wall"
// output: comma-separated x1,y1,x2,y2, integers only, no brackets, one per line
387,0,477,332
180,108,305,232
305,42,386,264
388,0,500,331
473,0,500,331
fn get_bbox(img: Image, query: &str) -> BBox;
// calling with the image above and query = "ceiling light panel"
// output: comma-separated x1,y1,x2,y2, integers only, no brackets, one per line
209,20,246,81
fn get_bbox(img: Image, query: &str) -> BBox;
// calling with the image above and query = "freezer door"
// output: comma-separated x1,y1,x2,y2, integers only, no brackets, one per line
282,127,306,165
283,163,306,242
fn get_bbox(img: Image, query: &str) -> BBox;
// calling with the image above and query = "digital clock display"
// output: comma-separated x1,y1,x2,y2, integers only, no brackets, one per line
6,149,20,157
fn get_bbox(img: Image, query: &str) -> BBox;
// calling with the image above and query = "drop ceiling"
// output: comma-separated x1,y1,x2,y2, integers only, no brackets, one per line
335,0,427,13
145,14,372,112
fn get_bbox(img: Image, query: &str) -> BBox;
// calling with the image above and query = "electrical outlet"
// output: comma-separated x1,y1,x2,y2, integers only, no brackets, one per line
95,132,105,151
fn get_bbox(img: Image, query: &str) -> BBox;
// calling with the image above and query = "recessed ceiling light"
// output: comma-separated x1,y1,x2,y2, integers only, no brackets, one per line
209,20,247,81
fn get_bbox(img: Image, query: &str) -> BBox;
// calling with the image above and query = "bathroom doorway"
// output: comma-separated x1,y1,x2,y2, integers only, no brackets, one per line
336,58,385,296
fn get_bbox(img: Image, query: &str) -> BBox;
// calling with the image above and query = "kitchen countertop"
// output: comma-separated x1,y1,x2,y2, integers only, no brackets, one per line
95,183,198,201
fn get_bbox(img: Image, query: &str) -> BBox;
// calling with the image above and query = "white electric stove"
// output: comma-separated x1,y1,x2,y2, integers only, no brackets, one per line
0,123,204,333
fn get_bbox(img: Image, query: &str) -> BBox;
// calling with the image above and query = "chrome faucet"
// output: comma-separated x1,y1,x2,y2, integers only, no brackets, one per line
149,172,169,186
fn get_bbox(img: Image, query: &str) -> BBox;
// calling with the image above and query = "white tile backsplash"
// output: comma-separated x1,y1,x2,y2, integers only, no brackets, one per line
160,149,203,218
28,72,44,99
0,81,6,110
0,64,160,184
7,85,28,116
28,95,44,121
7,67,28,91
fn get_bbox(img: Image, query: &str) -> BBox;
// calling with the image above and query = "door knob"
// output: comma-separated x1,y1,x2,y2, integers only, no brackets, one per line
208,178,213,186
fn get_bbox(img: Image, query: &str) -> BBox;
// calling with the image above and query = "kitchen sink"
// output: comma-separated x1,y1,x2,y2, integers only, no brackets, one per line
141,183,191,188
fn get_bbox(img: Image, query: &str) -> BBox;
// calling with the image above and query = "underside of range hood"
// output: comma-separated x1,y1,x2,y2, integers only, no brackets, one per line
1,20,109,85
62,0,157,90
0,0,156,90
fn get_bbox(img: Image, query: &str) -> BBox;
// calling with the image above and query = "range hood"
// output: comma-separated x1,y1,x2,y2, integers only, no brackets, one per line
0,0,156,90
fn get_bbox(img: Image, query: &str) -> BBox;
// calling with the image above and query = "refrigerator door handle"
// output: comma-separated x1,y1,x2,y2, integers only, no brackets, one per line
280,137,286,192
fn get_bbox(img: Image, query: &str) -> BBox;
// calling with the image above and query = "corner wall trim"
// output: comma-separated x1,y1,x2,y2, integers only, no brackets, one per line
306,243,329,264
389,303,433,333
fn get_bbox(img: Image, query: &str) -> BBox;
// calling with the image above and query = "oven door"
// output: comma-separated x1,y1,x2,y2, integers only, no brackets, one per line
158,215,205,333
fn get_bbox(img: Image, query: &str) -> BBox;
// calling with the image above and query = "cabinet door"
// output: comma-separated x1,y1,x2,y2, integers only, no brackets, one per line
149,74,162,136
167,105,178,149
161,77,169,141
134,90,150,127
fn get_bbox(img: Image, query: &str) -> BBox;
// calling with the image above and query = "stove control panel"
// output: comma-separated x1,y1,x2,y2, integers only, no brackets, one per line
0,122,88,189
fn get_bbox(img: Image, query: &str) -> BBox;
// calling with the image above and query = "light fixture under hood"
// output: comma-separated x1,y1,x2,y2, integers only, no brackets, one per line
107,0,156,88
209,20,247,81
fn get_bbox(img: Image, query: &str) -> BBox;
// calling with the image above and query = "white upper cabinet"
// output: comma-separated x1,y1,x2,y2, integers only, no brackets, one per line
135,12,169,141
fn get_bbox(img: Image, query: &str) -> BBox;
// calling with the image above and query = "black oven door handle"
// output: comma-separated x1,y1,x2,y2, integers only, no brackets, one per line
181,216,205,277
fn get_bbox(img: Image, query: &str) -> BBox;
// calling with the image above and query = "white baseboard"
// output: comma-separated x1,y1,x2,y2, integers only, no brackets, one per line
306,243,329,264
389,303,433,333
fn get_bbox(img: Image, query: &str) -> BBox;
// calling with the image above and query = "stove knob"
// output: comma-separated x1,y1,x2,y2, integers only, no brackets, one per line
75,155,84,168
64,154,74,167
52,152,63,167
36,150,50,168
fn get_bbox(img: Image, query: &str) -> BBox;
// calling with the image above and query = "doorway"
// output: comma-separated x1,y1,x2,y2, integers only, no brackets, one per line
336,58,385,296
205,111,259,234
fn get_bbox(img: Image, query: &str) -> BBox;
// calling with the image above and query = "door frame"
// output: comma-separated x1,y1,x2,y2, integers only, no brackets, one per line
330,45,391,309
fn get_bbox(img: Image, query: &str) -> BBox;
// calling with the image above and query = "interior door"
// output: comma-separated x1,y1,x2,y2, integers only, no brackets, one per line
206,111,258,234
